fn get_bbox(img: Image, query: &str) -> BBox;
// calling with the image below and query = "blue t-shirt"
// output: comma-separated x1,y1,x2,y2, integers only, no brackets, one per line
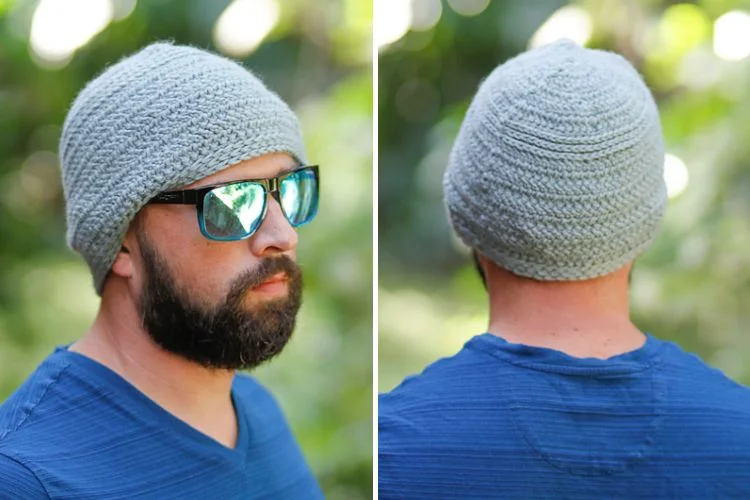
379,333,750,499
0,346,323,499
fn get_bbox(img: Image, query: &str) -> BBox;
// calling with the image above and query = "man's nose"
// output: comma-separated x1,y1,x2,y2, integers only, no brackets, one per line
248,196,298,257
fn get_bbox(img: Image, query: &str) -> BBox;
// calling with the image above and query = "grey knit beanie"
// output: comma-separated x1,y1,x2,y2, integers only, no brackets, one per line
443,39,667,281
60,42,306,295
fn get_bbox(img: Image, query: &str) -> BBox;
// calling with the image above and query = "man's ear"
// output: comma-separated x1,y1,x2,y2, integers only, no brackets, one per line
471,249,488,291
112,213,144,279
111,243,135,278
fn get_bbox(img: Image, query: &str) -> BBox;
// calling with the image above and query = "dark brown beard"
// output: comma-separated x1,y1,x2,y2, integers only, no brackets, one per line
137,233,302,370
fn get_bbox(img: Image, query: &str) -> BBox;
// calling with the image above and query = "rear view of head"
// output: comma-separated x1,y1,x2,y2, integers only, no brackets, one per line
444,39,666,282
59,42,312,370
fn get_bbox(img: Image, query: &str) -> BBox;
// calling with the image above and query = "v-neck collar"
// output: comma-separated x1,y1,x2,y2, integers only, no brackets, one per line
54,345,250,464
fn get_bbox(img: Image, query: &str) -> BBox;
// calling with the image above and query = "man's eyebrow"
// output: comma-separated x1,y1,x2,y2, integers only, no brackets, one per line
274,163,301,176
254,163,299,182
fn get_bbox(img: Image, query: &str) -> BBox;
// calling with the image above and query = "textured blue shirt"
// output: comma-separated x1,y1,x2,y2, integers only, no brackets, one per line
0,346,322,499
379,333,750,498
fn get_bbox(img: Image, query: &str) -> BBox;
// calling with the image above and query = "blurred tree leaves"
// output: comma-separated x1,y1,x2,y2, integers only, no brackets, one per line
0,0,372,498
379,0,750,393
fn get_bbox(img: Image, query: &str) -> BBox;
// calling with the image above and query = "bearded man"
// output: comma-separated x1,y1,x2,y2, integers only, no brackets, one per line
0,42,323,499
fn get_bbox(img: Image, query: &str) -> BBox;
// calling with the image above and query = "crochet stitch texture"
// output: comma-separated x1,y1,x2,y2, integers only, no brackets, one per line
59,42,306,294
444,39,667,280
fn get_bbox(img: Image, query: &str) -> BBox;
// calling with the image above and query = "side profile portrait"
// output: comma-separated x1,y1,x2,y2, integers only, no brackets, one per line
0,42,323,498
379,39,750,498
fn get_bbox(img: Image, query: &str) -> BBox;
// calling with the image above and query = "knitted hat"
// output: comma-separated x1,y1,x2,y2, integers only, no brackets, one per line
443,39,667,281
60,42,307,295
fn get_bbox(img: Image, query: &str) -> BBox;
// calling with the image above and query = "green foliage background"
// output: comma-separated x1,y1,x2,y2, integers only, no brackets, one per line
0,0,372,498
379,0,750,393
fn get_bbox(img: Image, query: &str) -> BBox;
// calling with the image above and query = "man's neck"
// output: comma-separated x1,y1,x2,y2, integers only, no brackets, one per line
484,264,645,359
70,292,239,449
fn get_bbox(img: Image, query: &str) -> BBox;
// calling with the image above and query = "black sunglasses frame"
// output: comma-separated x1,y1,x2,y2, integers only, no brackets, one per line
148,165,319,241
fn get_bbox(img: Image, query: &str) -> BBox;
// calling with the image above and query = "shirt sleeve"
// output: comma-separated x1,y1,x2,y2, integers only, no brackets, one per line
0,452,48,499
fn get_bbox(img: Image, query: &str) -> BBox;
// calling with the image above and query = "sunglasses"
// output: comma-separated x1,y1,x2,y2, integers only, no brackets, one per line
148,165,319,241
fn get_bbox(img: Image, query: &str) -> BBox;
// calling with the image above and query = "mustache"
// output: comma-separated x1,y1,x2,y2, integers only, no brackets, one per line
225,255,302,304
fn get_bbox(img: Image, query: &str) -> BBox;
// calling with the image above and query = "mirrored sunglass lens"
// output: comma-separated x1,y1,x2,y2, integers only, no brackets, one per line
280,169,318,227
202,182,265,239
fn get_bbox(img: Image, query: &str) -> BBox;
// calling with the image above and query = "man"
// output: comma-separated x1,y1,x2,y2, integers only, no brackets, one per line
379,39,750,498
0,43,323,498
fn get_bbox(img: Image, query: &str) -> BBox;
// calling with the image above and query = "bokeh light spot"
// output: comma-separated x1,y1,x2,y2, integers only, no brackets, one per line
376,0,412,49
30,0,114,68
395,78,440,123
411,0,442,31
447,0,489,17
664,153,689,198
213,0,280,58
713,10,750,61
529,5,592,49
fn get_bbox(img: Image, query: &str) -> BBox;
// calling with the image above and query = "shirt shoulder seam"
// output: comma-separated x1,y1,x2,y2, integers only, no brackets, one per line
0,450,51,499
0,362,72,441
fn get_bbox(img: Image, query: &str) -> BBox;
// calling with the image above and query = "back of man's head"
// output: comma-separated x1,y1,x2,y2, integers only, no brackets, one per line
444,39,666,282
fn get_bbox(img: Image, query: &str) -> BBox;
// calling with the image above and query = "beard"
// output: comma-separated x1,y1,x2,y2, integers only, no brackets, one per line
136,233,302,370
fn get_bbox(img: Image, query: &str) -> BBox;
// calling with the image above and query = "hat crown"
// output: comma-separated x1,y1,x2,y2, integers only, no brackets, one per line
443,40,667,281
